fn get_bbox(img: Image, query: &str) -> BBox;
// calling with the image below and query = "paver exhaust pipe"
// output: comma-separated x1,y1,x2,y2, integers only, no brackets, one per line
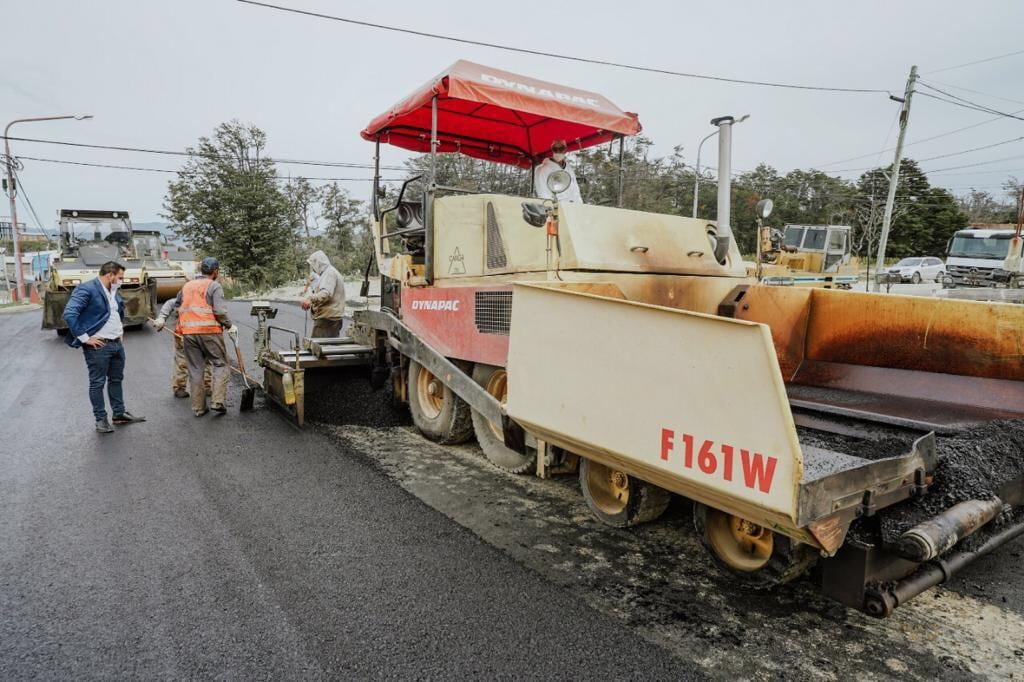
711,116,734,264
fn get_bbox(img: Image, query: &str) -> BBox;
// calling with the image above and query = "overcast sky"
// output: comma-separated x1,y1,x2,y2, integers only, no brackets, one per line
3,0,1024,227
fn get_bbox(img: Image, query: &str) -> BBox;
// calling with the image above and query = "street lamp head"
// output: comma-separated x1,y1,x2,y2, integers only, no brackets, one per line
74,115,94,121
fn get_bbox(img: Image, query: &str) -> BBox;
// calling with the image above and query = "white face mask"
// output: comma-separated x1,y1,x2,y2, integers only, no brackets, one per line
552,152,566,163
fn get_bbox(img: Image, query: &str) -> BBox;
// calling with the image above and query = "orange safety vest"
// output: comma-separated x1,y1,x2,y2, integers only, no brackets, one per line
178,278,222,335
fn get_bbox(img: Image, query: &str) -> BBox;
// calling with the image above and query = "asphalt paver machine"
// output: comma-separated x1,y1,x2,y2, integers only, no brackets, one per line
260,60,1024,616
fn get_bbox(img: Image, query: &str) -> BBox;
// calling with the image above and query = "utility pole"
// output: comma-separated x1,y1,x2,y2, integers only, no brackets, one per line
2,146,24,301
873,65,917,291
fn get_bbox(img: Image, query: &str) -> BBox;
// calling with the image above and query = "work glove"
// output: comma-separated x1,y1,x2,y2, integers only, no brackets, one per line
226,324,238,341
152,316,166,331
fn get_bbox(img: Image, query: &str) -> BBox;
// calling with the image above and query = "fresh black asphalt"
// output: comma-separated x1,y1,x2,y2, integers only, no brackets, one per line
0,307,691,679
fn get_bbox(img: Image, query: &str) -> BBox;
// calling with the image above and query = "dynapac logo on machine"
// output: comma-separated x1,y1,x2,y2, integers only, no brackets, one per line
411,300,460,312
480,73,601,108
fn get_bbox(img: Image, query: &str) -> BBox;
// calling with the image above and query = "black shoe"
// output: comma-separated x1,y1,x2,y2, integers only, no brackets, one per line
112,412,146,425
211,403,227,415
174,389,189,399
194,409,208,417
96,419,114,434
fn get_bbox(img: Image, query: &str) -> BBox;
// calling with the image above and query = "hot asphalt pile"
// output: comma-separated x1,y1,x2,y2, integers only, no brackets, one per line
875,419,1024,543
808,419,1024,545
302,366,411,428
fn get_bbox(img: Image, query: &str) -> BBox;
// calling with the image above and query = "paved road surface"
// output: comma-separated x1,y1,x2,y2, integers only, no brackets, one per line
0,308,687,679
3,302,1023,680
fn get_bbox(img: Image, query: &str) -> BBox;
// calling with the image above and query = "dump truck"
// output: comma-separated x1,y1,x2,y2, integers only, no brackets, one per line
258,60,1024,617
132,228,188,302
756,223,859,288
42,209,157,333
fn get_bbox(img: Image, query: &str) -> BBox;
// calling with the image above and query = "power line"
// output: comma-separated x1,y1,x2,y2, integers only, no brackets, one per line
822,136,1024,173
810,106,1024,169
17,155,399,182
916,86,1024,122
925,48,1024,75
236,0,893,95
12,170,51,239
914,136,1024,163
921,79,1024,107
1,135,405,170
924,154,1024,174
925,166,1024,177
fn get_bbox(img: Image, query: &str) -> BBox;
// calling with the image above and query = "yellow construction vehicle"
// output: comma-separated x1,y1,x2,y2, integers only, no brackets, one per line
132,228,188,302
755,217,859,288
259,60,1024,617
42,209,157,334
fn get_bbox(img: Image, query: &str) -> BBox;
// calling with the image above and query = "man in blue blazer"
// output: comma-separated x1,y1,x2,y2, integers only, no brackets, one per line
63,261,146,433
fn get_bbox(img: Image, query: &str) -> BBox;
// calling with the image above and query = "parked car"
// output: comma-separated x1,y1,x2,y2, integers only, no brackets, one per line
888,256,945,283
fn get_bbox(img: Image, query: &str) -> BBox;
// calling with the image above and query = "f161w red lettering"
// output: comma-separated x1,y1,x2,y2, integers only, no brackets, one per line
659,428,777,494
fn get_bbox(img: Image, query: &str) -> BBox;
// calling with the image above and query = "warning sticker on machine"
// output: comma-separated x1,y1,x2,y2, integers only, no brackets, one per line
448,247,467,274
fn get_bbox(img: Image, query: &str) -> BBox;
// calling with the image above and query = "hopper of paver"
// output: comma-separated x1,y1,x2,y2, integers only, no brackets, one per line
504,282,1024,615
717,285,1024,433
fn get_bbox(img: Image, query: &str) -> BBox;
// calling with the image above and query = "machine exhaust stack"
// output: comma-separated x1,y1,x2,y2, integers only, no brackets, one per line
711,116,735,263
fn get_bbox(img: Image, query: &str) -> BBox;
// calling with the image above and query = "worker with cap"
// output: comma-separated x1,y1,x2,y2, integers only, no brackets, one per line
167,257,237,416
534,139,583,203
152,276,213,400
301,250,345,338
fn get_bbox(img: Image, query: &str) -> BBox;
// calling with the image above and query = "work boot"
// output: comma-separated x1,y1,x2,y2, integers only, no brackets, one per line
194,409,208,417
95,419,114,434
211,403,227,415
174,388,189,399
112,412,146,425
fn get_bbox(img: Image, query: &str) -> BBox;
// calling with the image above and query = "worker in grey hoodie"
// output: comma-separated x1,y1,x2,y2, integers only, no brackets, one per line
301,250,345,338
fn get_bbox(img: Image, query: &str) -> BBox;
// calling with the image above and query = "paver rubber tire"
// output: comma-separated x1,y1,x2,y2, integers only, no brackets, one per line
693,502,817,589
579,458,671,528
407,359,473,444
470,364,535,474
911,271,921,284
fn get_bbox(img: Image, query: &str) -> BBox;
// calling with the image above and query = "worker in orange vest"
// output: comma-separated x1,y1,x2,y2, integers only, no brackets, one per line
152,275,213,399
166,257,237,416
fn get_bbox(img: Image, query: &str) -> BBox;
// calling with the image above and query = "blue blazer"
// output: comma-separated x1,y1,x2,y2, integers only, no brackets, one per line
62,277,125,348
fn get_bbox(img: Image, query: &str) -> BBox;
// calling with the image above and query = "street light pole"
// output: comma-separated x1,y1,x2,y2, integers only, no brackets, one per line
692,114,748,219
4,115,93,301
692,130,718,218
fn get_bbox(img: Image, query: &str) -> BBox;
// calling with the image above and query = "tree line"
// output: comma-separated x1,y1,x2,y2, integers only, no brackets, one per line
164,121,371,289
405,136,1020,259
164,123,1019,290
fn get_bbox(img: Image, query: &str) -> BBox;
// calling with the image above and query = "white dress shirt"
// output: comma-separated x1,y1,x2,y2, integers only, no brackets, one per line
77,281,123,343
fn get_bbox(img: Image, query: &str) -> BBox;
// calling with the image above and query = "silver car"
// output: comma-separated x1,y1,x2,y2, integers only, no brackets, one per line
889,257,945,283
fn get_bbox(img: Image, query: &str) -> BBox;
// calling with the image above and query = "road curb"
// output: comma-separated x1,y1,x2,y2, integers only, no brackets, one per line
0,303,41,315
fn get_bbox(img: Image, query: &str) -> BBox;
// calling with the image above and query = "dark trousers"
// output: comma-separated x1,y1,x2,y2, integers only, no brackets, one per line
311,318,343,338
83,340,126,421
183,334,229,413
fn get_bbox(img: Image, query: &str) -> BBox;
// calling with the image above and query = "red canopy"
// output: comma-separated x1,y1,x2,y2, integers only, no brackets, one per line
361,60,641,169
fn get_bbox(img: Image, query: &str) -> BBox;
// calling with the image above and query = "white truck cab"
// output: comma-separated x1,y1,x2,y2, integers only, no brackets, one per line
943,227,1023,288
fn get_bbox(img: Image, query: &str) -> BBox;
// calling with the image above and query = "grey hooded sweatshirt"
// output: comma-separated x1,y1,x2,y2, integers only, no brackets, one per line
307,250,345,320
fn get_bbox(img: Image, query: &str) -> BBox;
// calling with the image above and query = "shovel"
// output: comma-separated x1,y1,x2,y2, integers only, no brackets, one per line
229,334,256,412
